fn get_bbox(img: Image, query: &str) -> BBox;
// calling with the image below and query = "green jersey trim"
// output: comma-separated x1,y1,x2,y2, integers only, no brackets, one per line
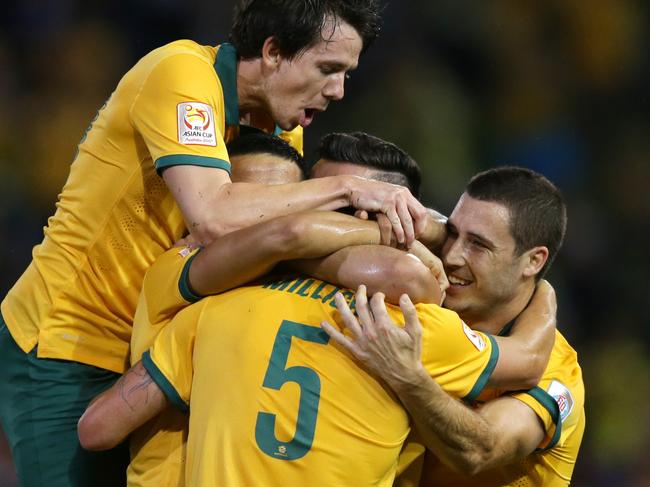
178,251,203,303
463,334,499,403
142,351,189,413
526,386,562,452
214,42,239,127
155,154,231,175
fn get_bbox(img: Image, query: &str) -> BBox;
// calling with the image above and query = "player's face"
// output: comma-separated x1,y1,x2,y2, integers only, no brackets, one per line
230,153,303,185
264,19,362,131
310,159,376,180
441,193,528,324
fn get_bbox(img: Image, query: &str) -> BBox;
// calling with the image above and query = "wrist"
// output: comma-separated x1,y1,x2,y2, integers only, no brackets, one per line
386,363,431,395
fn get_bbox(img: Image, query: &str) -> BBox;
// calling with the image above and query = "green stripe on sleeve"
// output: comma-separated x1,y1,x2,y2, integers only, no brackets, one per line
142,351,189,413
178,250,203,303
155,154,231,175
463,334,499,403
526,386,562,452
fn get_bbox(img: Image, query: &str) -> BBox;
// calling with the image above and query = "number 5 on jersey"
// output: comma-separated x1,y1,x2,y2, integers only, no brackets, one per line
255,320,330,461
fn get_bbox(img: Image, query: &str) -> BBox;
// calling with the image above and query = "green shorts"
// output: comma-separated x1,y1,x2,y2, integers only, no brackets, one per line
0,315,129,487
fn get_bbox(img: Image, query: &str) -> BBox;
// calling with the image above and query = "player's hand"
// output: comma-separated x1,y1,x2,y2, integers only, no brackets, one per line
173,233,200,250
354,210,398,247
321,285,425,389
407,241,449,304
347,177,428,247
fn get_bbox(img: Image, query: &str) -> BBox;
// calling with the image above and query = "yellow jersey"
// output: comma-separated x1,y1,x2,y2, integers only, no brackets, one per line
143,276,499,487
419,330,585,487
128,246,200,487
1,40,302,373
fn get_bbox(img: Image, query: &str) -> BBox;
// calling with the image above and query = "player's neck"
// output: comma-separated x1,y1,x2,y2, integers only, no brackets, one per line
466,282,536,335
236,58,265,114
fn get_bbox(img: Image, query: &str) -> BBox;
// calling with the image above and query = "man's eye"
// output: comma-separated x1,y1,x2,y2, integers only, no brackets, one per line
471,239,486,249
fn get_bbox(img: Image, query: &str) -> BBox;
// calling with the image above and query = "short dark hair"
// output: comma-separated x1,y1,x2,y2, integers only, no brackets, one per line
227,130,308,178
230,0,381,60
317,131,421,197
466,166,567,278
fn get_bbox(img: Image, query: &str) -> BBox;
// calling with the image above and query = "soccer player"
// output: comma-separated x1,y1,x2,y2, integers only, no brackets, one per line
81,137,556,486
0,2,434,485
328,167,585,486
126,131,422,487
79,273,504,486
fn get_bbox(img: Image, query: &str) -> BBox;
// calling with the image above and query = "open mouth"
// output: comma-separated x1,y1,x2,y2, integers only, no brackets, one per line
299,108,317,128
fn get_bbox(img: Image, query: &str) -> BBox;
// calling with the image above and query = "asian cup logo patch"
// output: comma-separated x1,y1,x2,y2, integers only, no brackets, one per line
177,102,216,146
547,380,574,423
462,322,486,351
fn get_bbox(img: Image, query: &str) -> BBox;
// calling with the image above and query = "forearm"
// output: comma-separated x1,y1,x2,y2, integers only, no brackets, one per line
389,367,496,476
489,280,556,389
194,176,355,242
78,362,168,451
292,245,440,304
189,211,381,296
418,208,448,251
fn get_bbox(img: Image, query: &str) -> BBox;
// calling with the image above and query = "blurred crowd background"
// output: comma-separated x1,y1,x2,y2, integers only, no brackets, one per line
1,1,648,485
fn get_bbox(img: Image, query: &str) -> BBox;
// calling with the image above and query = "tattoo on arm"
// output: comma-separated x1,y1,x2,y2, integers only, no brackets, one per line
118,365,156,412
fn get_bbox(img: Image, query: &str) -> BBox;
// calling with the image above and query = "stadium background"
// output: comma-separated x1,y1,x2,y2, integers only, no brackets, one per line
0,1,648,485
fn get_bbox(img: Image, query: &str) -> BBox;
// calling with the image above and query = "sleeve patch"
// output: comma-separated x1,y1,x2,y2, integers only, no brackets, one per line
177,102,217,146
462,321,486,351
547,379,574,423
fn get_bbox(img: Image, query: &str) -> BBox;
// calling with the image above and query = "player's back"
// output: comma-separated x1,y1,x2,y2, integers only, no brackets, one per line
186,277,410,487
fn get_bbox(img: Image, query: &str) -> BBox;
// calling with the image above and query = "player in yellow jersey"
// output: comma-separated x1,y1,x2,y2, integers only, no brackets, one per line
126,131,427,487
80,136,558,486
126,131,449,487
79,277,497,487
327,167,584,486
0,2,443,485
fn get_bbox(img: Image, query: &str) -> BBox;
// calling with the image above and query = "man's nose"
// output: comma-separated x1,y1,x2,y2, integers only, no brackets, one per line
442,238,465,269
323,73,345,101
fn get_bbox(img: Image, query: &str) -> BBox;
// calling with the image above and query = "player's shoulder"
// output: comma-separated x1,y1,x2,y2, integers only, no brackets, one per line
547,330,582,379
414,303,463,328
133,40,218,80
147,39,216,62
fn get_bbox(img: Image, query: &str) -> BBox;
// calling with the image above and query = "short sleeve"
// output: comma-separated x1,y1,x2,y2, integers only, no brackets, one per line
418,305,499,401
511,373,584,452
142,300,207,412
510,332,585,451
130,246,202,363
130,53,231,175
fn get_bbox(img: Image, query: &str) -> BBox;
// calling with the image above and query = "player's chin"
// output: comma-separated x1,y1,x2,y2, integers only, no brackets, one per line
274,113,298,132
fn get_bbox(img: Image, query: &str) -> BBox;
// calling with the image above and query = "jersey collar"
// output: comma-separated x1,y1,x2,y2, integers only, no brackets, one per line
214,42,285,135
214,42,239,127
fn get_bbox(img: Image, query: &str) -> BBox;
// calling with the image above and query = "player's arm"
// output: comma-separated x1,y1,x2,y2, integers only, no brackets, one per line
164,166,427,246
291,240,447,305
489,280,556,389
322,288,544,475
394,377,545,475
131,51,426,246
187,210,384,296
77,362,168,451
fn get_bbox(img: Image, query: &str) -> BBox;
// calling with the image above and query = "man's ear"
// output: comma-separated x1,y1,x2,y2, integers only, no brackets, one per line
522,246,549,278
261,36,281,69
